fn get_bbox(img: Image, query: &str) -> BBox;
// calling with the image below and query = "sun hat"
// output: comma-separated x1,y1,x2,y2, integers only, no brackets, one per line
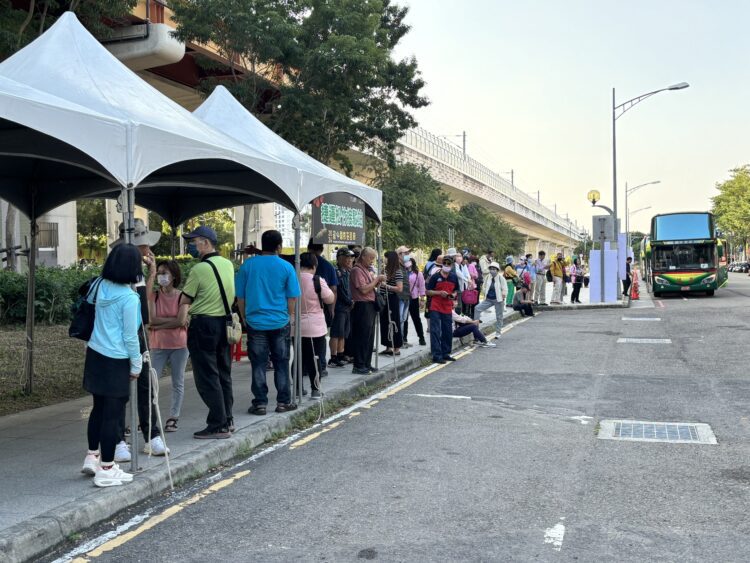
110,218,161,248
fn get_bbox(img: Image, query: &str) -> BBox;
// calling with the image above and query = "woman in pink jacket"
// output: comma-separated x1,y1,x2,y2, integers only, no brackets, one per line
403,259,427,346
298,252,334,399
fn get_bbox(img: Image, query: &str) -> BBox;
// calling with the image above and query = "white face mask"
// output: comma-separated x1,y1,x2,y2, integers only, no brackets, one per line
441,265,452,273
404,260,413,269
157,274,172,287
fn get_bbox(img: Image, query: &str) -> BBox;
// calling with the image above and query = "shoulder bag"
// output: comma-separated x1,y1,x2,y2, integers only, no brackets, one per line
205,259,242,344
69,277,103,341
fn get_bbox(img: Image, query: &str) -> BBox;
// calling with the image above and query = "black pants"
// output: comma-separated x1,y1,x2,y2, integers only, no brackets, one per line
187,316,233,431
571,282,582,303
351,301,376,370
403,297,425,341
118,360,161,444
622,278,632,297
302,336,326,391
379,292,403,349
89,394,128,463
513,303,534,317
453,323,485,342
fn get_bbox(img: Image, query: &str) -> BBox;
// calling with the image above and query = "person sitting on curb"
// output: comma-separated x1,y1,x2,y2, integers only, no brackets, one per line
512,283,535,317
453,311,496,348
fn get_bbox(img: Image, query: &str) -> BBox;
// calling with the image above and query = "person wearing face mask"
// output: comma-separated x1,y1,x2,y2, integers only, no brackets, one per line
473,261,508,337
402,256,426,346
550,252,566,305
426,255,459,364
395,246,412,347
447,248,470,315
178,225,237,438
148,260,189,433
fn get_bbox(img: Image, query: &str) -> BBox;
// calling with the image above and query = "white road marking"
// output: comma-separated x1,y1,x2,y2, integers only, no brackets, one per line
617,338,672,344
569,416,593,425
621,317,661,321
411,393,472,400
544,521,566,551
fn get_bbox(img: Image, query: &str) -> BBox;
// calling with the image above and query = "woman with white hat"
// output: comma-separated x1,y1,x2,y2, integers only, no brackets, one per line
473,261,508,336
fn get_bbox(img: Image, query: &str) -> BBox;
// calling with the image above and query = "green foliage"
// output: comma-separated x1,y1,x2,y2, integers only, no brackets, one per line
376,163,523,256
171,0,427,168
0,266,100,324
454,202,524,258
76,198,108,259
0,0,138,59
377,163,455,249
712,165,750,247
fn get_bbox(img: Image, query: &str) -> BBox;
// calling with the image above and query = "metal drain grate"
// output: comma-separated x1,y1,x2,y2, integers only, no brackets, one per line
598,420,717,444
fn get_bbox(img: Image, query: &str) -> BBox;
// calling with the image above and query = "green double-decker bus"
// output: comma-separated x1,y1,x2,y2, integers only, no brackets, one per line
641,212,728,297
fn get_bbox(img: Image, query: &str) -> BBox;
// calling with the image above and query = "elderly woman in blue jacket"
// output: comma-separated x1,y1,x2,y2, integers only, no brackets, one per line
81,244,144,488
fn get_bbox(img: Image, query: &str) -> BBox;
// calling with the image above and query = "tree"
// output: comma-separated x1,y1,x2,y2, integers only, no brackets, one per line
712,165,750,252
376,163,456,250
76,199,107,259
454,202,524,258
0,0,137,270
171,0,427,171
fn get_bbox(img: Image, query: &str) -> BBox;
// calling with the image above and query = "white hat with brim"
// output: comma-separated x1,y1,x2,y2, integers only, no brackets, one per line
110,219,161,249
489,261,501,270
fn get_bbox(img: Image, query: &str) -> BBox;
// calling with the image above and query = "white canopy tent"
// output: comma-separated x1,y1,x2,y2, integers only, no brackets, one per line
194,86,383,222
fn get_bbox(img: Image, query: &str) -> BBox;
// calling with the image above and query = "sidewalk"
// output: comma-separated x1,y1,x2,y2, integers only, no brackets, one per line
0,305,518,563
534,281,628,310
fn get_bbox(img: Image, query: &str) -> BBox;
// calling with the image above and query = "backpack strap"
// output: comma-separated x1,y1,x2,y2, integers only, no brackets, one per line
204,259,231,320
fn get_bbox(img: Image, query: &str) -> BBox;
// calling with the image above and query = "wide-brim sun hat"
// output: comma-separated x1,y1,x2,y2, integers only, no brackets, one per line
110,218,161,248
489,261,501,270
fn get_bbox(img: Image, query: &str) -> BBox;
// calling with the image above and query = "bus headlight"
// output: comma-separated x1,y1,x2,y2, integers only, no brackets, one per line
654,276,668,285
701,274,716,284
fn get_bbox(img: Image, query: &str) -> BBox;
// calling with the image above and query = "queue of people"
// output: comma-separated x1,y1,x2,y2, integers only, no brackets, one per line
81,225,584,487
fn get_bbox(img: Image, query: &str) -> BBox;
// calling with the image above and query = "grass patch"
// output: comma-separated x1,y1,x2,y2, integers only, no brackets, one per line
0,325,88,416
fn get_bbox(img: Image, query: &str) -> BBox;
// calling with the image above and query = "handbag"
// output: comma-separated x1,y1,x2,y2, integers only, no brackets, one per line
205,259,242,345
545,270,553,282
69,277,102,341
461,288,479,305
374,290,386,312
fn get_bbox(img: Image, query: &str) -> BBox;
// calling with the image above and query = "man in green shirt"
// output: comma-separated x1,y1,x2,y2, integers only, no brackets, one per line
178,226,236,439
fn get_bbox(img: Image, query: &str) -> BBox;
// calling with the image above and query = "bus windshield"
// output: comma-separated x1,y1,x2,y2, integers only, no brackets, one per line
653,244,715,271
653,214,712,241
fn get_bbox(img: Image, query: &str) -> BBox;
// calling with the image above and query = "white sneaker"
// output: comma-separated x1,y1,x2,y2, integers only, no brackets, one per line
143,436,169,456
114,441,131,463
478,341,497,348
81,452,99,475
94,463,133,488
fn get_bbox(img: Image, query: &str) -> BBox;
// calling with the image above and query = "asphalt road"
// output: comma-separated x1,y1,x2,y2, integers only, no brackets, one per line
52,273,750,562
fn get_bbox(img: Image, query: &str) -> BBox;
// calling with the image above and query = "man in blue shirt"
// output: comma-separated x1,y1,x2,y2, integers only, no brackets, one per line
236,230,301,415
308,239,337,375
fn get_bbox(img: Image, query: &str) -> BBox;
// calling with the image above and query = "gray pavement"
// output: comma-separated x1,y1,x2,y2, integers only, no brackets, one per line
1,299,529,562
40,272,750,563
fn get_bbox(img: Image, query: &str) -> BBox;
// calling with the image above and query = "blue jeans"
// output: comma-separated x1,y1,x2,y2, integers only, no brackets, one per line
429,310,453,361
247,324,292,406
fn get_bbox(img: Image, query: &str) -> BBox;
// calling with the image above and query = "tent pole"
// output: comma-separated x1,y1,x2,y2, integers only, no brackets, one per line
375,228,382,371
23,186,37,395
293,214,302,404
170,224,177,259
121,185,139,472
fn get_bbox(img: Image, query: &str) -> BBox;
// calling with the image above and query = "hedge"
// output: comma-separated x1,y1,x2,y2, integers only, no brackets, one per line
0,257,243,325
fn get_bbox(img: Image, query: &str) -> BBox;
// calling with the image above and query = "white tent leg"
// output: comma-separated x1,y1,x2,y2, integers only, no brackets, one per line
293,215,302,404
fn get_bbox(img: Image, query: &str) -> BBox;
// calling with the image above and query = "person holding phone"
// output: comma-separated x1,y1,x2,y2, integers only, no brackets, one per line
425,255,459,364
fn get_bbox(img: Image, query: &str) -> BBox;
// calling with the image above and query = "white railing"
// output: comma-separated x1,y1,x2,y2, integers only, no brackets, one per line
399,127,581,240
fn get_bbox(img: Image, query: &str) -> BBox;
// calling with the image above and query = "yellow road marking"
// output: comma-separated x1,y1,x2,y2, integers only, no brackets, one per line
73,470,251,560
289,421,342,449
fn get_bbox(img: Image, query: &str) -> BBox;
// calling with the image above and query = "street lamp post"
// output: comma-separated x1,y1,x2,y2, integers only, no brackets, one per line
625,180,660,248
627,205,652,249
587,190,616,303
612,82,689,244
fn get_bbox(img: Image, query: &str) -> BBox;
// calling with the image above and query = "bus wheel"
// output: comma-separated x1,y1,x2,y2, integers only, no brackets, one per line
706,290,715,296
654,292,661,297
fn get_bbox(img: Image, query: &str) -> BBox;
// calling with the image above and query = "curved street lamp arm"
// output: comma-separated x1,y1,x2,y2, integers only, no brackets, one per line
614,89,668,120
593,203,614,216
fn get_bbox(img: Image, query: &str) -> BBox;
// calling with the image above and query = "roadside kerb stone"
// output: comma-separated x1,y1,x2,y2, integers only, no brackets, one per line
0,312,521,563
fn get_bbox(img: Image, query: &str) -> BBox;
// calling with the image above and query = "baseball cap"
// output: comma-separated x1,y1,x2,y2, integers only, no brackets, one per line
110,218,161,249
182,225,218,245
337,248,355,257
395,245,411,254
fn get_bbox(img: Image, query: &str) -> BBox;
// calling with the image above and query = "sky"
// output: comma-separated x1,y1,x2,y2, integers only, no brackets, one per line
393,0,750,235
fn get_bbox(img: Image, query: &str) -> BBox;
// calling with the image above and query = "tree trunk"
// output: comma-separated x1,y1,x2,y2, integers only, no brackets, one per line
5,203,17,271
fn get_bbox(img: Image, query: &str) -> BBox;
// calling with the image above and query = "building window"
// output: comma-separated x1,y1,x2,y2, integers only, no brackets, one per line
37,222,59,248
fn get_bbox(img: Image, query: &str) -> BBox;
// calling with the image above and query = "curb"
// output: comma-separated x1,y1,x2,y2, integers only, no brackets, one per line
0,312,521,563
535,301,628,311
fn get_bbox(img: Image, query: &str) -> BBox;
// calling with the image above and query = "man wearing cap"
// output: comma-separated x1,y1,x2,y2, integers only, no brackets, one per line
328,248,354,368
111,218,168,458
473,261,508,337
533,251,550,305
395,245,412,346
178,225,236,439
307,239,337,376
236,230,301,415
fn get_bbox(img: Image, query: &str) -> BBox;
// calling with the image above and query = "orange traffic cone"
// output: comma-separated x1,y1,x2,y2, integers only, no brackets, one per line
630,270,640,300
